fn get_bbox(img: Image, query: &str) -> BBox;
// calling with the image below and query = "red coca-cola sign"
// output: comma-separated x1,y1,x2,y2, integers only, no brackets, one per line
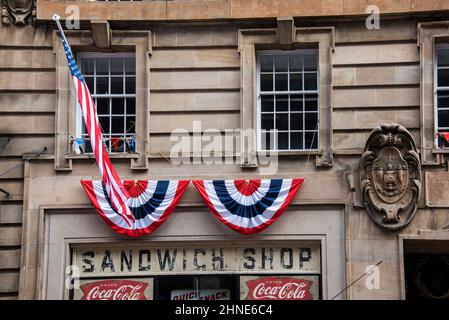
245,277,314,300
80,280,149,300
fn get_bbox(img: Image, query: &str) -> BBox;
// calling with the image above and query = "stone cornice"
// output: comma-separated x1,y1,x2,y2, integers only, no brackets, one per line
36,0,449,22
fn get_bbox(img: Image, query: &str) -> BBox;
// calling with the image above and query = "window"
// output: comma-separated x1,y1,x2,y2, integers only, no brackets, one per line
257,50,319,151
77,53,136,153
155,275,237,301
436,45,449,148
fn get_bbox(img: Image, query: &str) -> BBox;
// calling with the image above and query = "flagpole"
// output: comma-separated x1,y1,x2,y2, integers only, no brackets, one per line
52,15,72,52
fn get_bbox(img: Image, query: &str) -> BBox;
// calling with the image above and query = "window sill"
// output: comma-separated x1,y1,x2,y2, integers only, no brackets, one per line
257,150,322,156
432,148,449,154
66,153,139,160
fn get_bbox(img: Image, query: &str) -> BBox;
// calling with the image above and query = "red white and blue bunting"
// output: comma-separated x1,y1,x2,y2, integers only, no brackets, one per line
81,180,189,238
193,179,304,234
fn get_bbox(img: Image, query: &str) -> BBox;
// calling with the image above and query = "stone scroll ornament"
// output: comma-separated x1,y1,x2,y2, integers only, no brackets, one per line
2,0,36,25
359,124,421,231
54,15,189,237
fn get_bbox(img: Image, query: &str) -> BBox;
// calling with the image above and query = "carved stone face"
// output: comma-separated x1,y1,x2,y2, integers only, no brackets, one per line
5,0,33,12
359,123,421,231
372,147,409,204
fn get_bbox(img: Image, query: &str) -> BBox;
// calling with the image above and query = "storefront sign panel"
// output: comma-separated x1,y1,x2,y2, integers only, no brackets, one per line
72,244,320,276
73,278,154,300
240,275,320,300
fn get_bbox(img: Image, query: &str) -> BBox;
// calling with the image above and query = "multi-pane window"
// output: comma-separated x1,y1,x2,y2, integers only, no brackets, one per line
78,53,136,153
436,45,449,148
257,50,319,151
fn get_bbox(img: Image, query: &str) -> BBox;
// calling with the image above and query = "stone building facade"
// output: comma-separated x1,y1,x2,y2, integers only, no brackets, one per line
0,0,449,300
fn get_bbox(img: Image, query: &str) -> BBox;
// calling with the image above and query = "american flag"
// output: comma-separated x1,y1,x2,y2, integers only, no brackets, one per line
58,25,134,225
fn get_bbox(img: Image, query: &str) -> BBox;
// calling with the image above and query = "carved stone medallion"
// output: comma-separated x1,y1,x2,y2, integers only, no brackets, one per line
2,0,36,25
359,123,421,231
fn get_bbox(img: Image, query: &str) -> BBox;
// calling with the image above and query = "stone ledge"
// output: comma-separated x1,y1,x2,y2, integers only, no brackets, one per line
36,0,449,22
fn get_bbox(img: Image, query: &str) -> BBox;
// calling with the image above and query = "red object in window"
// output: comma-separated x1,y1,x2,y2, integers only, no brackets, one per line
111,137,121,151
438,132,449,143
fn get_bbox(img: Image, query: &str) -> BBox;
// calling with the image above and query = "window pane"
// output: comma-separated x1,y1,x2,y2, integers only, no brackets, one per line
111,77,124,94
275,55,288,72
261,113,274,130
304,72,318,90
275,73,288,91
260,74,273,91
276,114,289,130
84,77,94,93
96,77,109,94
261,130,275,150
277,132,289,150
438,110,449,128
111,98,125,114
125,58,136,75
438,68,449,87
290,95,303,112
290,73,303,91
260,55,273,72
289,55,302,72
305,94,318,111
81,59,94,75
290,113,303,130
261,95,274,112
438,92,449,109
305,112,318,130
275,95,288,111
99,116,110,132
304,54,317,71
127,98,136,114
96,98,109,115
305,132,318,149
438,49,449,67
290,132,303,150
126,77,136,94
96,58,109,75
126,116,135,132
83,138,92,153
110,58,124,75
111,116,125,134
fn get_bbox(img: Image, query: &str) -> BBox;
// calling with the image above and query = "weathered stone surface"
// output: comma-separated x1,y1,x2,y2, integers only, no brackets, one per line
0,250,21,269
151,70,240,90
0,226,21,246
333,43,419,65
150,112,239,134
0,203,23,224
150,92,239,112
333,109,419,130
425,172,449,207
333,87,419,108
0,50,54,69
0,115,54,134
0,71,55,91
151,48,239,69
333,65,419,86
0,93,55,113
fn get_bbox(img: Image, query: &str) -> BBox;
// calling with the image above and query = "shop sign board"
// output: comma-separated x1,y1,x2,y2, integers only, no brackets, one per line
72,244,320,276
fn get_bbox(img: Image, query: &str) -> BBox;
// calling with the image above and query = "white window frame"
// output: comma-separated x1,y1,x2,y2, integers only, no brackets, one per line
75,52,136,153
256,49,320,152
435,43,449,149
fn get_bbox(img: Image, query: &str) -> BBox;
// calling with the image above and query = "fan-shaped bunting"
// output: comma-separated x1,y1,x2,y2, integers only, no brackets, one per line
193,179,304,234
81,180,189,237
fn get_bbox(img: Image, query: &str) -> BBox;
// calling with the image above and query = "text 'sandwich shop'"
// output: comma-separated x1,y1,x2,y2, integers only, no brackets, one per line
72,243,321,300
